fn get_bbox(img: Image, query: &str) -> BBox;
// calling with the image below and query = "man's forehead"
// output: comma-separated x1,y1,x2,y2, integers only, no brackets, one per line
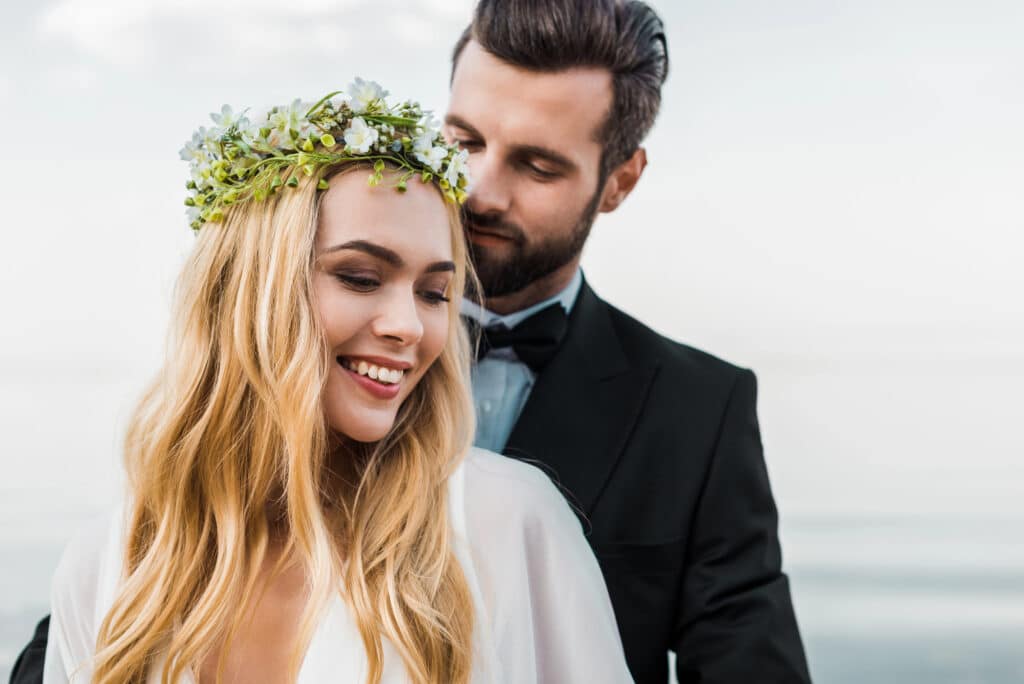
448,40,612,148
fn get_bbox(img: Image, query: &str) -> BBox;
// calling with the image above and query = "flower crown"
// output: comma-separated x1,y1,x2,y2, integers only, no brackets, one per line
179,78,471,231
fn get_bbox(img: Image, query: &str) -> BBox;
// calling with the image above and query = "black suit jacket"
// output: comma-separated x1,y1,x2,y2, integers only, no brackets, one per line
499,280,810,683
10,280,810,684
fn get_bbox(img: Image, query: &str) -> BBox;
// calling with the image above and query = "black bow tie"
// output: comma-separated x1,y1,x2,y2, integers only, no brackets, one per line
466,303,569,372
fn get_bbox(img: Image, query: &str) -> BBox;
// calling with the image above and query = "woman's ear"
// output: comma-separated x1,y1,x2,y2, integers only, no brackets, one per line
598,148,648,214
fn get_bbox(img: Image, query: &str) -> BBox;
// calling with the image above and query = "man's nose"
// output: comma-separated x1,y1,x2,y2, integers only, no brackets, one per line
371,287,424,346
465,150,512,216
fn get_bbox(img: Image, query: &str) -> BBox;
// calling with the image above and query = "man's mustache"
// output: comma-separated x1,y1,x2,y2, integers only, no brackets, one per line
463,210,526,246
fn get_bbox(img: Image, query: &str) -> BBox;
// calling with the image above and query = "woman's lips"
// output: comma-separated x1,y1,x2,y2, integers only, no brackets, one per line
338,359,402,400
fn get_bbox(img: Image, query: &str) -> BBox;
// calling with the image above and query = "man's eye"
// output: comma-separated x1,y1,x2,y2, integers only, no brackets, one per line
335,274,379,291
525,163,559,180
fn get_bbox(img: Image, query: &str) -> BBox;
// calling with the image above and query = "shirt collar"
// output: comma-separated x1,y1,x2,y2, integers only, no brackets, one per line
461,268,583,329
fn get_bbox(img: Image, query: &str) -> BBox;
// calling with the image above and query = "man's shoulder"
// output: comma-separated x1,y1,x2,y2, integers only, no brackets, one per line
596,294,750,387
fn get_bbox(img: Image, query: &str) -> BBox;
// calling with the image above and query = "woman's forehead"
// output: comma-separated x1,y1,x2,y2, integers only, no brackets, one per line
317,171,453,262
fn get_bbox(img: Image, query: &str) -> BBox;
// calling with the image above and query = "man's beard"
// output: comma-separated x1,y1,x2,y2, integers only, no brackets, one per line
464,188,602,299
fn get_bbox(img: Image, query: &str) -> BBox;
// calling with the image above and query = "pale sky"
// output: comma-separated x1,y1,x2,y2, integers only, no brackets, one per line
1,0,1022,529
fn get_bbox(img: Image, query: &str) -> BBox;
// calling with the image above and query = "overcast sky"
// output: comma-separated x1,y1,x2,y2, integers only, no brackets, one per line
1,0,1022,525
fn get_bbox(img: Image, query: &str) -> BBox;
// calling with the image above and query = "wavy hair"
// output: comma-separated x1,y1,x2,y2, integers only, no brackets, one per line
90,164,476,684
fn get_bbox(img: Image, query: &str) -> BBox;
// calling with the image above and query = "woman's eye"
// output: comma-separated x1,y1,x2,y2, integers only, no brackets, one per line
335,274,379,291
420,290,451,305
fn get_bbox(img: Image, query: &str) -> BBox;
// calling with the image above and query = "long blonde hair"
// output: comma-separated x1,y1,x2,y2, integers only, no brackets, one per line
91,165,476,684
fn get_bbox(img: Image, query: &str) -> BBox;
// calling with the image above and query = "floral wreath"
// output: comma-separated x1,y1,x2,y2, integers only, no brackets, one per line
179,78,471,231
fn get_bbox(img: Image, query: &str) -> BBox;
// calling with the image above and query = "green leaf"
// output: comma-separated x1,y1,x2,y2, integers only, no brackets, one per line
317,178,330,190
304,90,345,118
286,175,299,187
373,159,385,172
321,133,336,148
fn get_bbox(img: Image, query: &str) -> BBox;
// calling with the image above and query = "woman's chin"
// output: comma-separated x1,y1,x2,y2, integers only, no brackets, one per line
328,412,397,444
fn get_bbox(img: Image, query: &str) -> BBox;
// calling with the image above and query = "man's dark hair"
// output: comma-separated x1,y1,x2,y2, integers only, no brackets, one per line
452,0,669,180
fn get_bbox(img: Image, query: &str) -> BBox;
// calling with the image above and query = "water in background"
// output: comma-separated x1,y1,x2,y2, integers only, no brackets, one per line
3,516,1023,683
1,366,1022,682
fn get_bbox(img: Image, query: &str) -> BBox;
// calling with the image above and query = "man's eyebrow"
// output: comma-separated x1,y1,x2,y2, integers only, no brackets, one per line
444,113,482,139
321,240,456,274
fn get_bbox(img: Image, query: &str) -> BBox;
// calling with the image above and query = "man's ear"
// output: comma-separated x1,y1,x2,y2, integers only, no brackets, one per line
598,147,648,213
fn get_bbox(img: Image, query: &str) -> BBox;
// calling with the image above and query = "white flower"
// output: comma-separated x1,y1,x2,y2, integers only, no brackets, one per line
268,99,306,135
445,148,470,189
347,77,388,113
412,133,447,172
199,126,224,154
209,104,248,131
343,117,379,154
179,128,206,161
418,113,441,135
265,128,294,150
422,146,449,172
190,160,211,188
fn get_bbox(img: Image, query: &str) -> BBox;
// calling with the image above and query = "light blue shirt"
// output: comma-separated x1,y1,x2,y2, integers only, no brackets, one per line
462,269,584,453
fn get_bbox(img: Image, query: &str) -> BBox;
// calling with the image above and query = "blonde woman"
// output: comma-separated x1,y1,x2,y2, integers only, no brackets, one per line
41,84,631,684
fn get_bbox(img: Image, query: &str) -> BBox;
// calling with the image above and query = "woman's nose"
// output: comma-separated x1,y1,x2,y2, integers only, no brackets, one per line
371,288,424,346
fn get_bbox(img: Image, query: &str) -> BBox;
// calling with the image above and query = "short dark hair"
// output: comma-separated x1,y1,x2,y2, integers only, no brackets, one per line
452,0,669,179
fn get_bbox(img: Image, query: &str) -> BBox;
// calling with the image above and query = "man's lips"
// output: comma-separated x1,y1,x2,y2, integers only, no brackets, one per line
467,225,515,245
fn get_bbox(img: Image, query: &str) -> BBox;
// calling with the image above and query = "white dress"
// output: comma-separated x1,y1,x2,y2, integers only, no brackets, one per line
42,448,633,683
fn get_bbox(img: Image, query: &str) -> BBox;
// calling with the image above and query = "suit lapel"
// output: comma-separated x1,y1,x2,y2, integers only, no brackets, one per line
503,280,657,518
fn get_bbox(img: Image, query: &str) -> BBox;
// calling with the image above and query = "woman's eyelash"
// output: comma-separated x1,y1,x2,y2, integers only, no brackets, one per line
335,274,449,304
335,274,379,290
421,291,451,304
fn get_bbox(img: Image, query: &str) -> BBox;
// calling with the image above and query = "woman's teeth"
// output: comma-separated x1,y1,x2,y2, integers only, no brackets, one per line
341,358,405,385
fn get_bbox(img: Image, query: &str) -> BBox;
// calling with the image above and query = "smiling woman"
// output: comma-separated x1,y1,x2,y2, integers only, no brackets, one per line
32,84,632,684
315,167,461,443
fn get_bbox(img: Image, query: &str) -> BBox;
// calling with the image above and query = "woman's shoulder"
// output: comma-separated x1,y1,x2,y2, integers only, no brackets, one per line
458,447,582,534
463,447,566,502
50,505,126,621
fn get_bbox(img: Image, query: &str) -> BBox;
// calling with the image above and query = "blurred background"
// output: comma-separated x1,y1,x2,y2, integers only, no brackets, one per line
1,0,1022,681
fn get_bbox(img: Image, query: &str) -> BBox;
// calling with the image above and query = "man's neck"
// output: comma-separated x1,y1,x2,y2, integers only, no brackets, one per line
483,259,581,315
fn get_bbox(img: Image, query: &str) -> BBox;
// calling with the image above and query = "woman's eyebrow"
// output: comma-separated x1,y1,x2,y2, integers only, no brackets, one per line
321,240,455,274
426,261,456,274
321,240,402,266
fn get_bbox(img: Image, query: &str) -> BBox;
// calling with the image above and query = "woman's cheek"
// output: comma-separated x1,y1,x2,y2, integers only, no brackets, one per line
423,309,450,364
